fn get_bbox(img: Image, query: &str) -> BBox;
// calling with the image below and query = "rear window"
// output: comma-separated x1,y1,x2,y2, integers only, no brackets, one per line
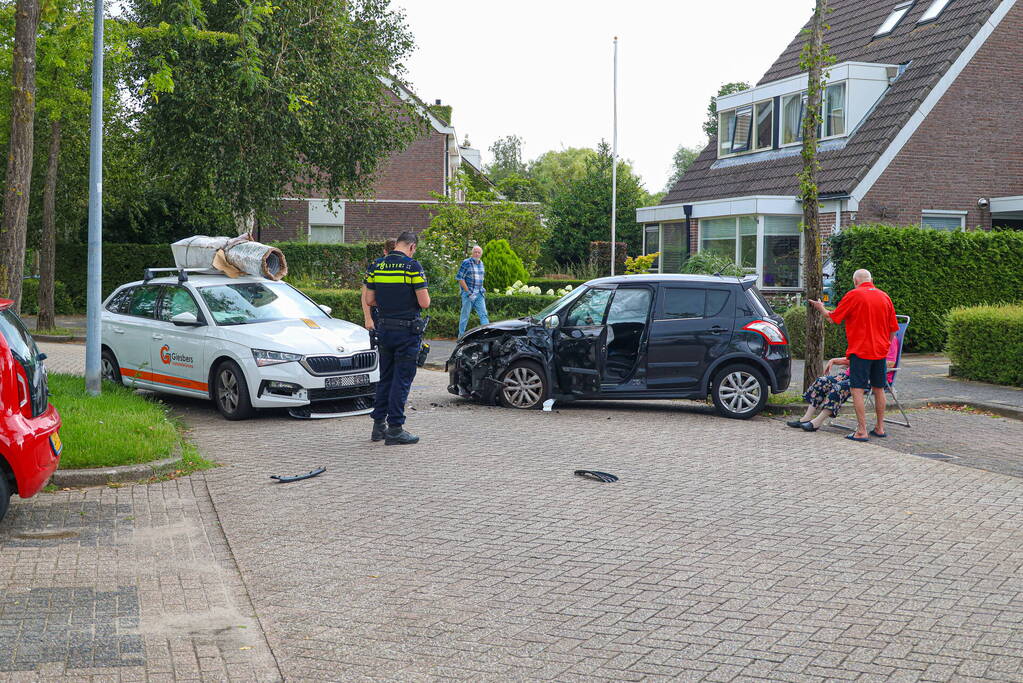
746,287,775,318
106,287,133,314
0,308,47,417
661,288,733,320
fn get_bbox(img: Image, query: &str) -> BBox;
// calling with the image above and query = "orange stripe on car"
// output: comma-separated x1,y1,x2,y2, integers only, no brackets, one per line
120,368,209,392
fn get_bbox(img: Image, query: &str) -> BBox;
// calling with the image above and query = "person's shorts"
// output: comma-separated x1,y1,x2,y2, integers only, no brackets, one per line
848,354,887,390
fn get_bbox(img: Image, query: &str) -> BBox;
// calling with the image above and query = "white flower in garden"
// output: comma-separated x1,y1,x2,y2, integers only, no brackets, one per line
512,280,523,288
546,289,554,296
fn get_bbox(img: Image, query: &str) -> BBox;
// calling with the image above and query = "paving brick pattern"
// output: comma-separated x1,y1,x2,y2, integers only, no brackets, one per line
173,371,1023,681
0,478,281,681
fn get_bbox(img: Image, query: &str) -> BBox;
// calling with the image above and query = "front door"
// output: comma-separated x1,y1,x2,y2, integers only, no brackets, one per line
553,287,613,396
647,286,735,390
149,286,210,395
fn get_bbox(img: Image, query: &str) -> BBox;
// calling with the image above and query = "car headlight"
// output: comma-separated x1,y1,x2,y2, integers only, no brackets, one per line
252,349,304,367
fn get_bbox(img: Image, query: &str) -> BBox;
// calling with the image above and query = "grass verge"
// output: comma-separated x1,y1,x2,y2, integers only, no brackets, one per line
34,327,76,337
768,391,805,406
48,373,184,469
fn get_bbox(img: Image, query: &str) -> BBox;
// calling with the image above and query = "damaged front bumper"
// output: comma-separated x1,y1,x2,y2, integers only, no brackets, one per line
446,325,553,405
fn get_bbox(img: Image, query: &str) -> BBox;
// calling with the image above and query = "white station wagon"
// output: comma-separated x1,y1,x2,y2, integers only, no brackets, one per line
101,270,378,420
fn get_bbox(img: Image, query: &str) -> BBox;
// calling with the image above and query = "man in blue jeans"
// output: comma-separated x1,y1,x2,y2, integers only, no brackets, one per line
364,231,431,445
457,245,489,338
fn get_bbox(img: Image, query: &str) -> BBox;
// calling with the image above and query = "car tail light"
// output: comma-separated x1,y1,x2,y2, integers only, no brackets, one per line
743,320,788,345
15,364,29,410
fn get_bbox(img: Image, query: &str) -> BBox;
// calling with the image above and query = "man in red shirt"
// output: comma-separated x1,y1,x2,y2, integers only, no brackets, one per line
810,269,899,442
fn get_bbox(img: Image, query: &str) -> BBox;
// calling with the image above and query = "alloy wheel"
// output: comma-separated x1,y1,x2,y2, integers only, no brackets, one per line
718,370,762,414
502,366,544,408
101,358,116,382
218,368,239,414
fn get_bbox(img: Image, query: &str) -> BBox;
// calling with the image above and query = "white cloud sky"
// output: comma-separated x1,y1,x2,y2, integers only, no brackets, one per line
392,0,813,193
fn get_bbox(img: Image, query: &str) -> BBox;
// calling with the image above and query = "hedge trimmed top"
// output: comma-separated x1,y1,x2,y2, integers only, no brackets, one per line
831,225,1023,352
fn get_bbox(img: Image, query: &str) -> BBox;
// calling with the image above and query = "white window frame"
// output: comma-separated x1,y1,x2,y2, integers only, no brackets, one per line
308,224,346,244
697,214,805,290
779,82,848,148
876,1,915,37
717,97,776,159
921,210,967,231
919,0,953,24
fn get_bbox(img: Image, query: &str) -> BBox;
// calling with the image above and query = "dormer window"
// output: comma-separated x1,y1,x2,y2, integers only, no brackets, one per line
718,99,774,157
779,83,847,147
919,0,954,23
875,1,914,37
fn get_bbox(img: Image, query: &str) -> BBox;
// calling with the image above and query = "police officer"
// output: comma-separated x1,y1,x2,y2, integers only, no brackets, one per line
364,231,430,445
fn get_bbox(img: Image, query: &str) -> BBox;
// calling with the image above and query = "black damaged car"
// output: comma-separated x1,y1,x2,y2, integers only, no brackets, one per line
446,274,791,419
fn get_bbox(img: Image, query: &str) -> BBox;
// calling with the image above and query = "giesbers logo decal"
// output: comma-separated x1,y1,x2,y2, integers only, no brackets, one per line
159,344,194,368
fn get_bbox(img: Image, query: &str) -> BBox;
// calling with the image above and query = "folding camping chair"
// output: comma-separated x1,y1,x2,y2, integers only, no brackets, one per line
831,314,912,430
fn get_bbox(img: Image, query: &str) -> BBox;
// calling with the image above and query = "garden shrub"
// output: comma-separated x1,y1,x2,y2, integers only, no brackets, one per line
274,241,386,289
481,239,529,291
831,225,1023,352
947,304,1023,387
19,278,76,316
782,306,848,361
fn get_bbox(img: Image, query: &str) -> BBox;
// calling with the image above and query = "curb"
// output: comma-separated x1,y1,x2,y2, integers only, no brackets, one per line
50,454,182,488
36,335,84,343
763,398,1023,421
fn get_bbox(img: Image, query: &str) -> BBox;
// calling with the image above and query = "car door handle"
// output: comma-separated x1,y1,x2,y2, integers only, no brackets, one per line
152,333,164,340
710,326,729,334
112,327,125,335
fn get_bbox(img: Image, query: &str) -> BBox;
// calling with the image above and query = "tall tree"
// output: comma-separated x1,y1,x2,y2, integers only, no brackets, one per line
703,81,750,139
127,0,423,231
527,147,595,202
799,0,833,390
485,134,527,184
665,144,700,191
0,0,42,308
545,141,648,266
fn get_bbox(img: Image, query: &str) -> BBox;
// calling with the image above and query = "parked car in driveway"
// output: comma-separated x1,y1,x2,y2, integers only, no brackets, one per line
447,274,791,419
1,299,61,522
101,271,379,420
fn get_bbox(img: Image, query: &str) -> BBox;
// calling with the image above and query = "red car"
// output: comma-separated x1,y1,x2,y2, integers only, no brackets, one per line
0,299,61,522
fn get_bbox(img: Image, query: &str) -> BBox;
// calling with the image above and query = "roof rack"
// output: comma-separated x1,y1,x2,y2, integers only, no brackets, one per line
142,267,211,284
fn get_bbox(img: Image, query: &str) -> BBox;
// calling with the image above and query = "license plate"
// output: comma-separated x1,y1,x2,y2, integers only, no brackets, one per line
324,374,370,389
50,432,63,456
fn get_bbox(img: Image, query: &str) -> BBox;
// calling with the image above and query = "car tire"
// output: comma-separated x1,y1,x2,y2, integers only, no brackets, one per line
497,360,549,410
0,471,11,523
101,348,123,386
213,360,255,421
711,365,768,419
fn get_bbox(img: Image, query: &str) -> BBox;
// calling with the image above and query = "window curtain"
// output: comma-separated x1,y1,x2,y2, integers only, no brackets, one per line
762,216,801,288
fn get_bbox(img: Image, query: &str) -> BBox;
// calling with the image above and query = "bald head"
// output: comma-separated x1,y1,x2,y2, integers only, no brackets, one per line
853,269,873,286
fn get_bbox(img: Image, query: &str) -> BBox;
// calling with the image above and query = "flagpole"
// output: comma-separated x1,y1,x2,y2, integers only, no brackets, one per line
610,37,618,276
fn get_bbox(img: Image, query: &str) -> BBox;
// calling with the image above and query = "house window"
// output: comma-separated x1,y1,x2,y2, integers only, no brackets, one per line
824,83,846,137
876,1,915,37
730,106,754,154
309,225,344,244
921,212,965,231
919,0,954,23
700,216,758,267
755,100,774,150
660,223,687,273
763,216,802,288
643,224,661,270
781,92,806,145
719,110,736,156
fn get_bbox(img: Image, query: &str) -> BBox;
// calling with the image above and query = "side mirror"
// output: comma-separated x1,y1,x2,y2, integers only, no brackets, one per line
319,304,333,316
543,314,560,330
170,311,201,327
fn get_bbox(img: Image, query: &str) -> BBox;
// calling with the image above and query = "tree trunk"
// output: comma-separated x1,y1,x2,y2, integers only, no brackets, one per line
800,0,828,391
38,119,62,331
0,0,42,310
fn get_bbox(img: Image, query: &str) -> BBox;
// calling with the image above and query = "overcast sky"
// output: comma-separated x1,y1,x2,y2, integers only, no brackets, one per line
392,0,813,193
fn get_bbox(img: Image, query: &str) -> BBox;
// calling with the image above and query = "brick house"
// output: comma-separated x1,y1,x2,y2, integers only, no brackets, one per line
259,77,488,244
636,0,1023,292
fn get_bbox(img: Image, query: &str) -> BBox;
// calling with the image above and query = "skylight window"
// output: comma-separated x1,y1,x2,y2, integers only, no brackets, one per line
875,1,915,37
919,0,954,23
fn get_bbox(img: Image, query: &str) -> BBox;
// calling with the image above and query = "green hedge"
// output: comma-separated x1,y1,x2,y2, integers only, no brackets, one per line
53,241,387,310
20,279,76,316
782,306,847,360
831,225,1023,352
947,304,1023,386
299,287,559,338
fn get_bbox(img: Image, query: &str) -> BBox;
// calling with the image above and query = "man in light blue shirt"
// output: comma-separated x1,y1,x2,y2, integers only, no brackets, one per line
456,245,489,337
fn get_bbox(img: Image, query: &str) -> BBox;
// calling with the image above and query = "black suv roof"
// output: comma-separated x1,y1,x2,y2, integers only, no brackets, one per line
585,274,759,288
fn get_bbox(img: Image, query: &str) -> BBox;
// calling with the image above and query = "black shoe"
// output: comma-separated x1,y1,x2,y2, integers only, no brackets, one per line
800,422,819,432
786,419,806,428
371,419,387,442
384,425,419,445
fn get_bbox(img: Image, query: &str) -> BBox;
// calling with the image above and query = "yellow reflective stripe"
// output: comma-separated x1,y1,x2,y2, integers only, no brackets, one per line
372,275,411,283
409,276,426,284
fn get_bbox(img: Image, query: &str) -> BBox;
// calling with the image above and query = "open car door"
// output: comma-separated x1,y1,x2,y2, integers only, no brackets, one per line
553,287,613,396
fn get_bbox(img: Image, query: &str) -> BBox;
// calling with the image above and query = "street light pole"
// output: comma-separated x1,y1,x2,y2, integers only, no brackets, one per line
85,0,104,395
610,36,618,276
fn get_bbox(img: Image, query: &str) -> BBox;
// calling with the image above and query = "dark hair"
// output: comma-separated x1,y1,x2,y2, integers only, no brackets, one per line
384,238,397,252
396,231,418,246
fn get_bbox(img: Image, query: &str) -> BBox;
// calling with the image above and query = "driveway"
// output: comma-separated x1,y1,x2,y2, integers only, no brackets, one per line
4,346,1023,680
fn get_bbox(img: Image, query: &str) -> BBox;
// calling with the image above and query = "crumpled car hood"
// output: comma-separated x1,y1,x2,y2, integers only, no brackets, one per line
460,318,536,342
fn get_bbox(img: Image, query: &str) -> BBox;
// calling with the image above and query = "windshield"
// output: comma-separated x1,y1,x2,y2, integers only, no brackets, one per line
198,282,327,326
0,308,47,417
530,286,589,322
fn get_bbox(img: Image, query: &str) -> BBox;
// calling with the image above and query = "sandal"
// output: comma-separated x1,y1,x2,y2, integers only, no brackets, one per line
845,434,869,443
869,429,887,438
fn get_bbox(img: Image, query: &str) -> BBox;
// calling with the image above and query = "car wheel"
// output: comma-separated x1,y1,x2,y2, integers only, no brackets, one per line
101,349,123,386
711,365,768,419
0,472,11,523
498,361,548,410
213,360,255,421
